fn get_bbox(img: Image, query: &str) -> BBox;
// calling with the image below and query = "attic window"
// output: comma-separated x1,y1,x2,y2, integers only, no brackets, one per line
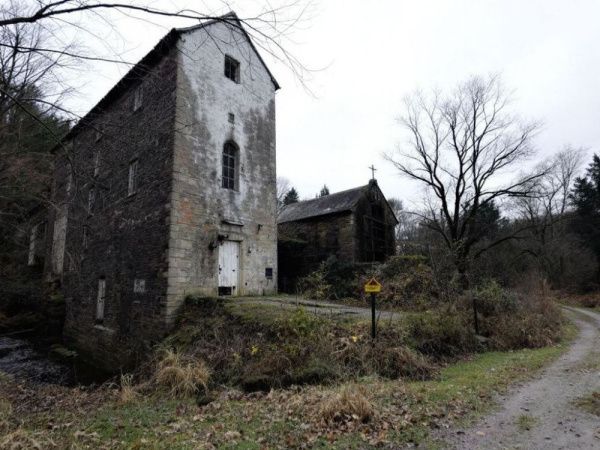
224,55,240,83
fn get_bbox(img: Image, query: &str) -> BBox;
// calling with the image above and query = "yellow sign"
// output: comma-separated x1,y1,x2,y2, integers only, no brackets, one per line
364,278,382,293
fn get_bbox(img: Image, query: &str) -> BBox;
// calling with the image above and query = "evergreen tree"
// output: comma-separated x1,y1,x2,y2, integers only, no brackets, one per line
283,187,299,205
570,154,600,269
318,185,330,197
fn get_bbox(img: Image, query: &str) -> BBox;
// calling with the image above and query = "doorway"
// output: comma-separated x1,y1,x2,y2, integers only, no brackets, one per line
218,240,240,296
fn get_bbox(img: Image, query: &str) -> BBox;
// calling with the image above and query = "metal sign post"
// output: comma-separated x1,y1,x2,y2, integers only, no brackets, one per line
364,278,382,339
370,292,376,338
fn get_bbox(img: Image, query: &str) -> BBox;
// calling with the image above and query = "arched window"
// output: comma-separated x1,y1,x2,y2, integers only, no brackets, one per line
222,141,238,190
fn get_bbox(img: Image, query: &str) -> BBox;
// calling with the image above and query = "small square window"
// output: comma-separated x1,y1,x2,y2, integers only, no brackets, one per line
128,160,138,196
224,55,240,83
228,113,235,124
133,85,143,111
133,279,146,293
265,268,273,279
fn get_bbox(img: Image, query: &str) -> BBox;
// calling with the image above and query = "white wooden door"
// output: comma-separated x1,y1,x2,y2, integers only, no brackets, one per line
218,241,240,295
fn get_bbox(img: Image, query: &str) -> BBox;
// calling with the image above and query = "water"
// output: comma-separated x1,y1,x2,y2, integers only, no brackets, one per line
0,336,109,386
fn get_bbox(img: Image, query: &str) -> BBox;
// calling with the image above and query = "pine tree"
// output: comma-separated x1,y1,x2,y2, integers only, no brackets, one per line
283,187,299,205
318,185,330,197
570,154,600,272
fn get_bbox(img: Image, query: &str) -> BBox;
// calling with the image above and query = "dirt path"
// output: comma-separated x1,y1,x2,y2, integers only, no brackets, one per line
237,296,401,321
441,307,600,450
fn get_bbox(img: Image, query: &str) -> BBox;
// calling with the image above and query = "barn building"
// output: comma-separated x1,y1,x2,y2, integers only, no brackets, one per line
44,13,278,369
277,179,398,291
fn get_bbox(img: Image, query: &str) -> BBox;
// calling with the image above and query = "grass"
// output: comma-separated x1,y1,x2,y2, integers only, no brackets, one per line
516,414,537,431
0,335,572,449
0,299,577,449
574,391,600,416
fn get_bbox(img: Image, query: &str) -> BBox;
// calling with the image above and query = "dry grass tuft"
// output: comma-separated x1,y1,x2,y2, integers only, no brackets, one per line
0,428,50,450
575,391,600,416
119,373,139,404
0,397,12,417
155,349,210,397
319,384,374,424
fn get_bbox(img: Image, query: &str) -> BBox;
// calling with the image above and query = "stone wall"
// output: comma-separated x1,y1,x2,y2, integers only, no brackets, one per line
49,44,179,370
278,212,354,292
165,22,278,323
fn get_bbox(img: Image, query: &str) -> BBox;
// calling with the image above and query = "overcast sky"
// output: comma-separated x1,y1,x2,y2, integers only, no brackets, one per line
64,0,600,206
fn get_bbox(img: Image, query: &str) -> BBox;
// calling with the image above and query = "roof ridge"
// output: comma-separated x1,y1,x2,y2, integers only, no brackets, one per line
286,184,369,207
175,11,237,33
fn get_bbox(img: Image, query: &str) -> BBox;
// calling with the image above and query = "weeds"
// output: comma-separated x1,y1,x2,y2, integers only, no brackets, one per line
574,391,600,416
119,373,139,404
0,428,50,450
155,349,210,397
516,414,537,431
319,384,374,424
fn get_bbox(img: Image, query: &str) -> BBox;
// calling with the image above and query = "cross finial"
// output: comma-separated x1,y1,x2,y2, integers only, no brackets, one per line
368,164,377,180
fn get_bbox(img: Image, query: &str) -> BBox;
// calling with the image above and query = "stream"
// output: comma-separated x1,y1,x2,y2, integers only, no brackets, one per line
0,335,109,386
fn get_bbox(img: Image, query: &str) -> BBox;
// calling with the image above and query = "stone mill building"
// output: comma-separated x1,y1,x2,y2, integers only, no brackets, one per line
44,12,279,369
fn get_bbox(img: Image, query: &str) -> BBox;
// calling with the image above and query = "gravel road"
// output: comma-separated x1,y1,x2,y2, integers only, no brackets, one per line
441,306,600,450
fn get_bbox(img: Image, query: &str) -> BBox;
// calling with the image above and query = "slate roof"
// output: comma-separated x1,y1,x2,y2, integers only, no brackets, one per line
278,185,369,223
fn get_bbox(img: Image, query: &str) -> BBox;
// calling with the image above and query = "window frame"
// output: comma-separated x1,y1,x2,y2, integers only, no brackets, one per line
224,55,240,83
221,141,238,190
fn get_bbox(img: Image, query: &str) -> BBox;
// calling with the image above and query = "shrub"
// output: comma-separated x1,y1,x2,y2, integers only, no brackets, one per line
378,255,428,279
297,264,331,300
484,295,563,350
319,384,373,424
581,296,600,308
407,310,479,358
361,255,440,310
472,280,519,317
278,307,325,339
155,349,210,397
298,256,365,300
240,350,293,392
368,345,436,380
290,358,339,385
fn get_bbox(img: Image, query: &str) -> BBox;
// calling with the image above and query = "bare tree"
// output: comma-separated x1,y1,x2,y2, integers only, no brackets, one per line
514,146,585,285
386,75,543,287
276,176,291,215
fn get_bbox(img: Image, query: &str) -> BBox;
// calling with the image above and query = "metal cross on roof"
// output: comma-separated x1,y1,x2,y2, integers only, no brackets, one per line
369,165,377,180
